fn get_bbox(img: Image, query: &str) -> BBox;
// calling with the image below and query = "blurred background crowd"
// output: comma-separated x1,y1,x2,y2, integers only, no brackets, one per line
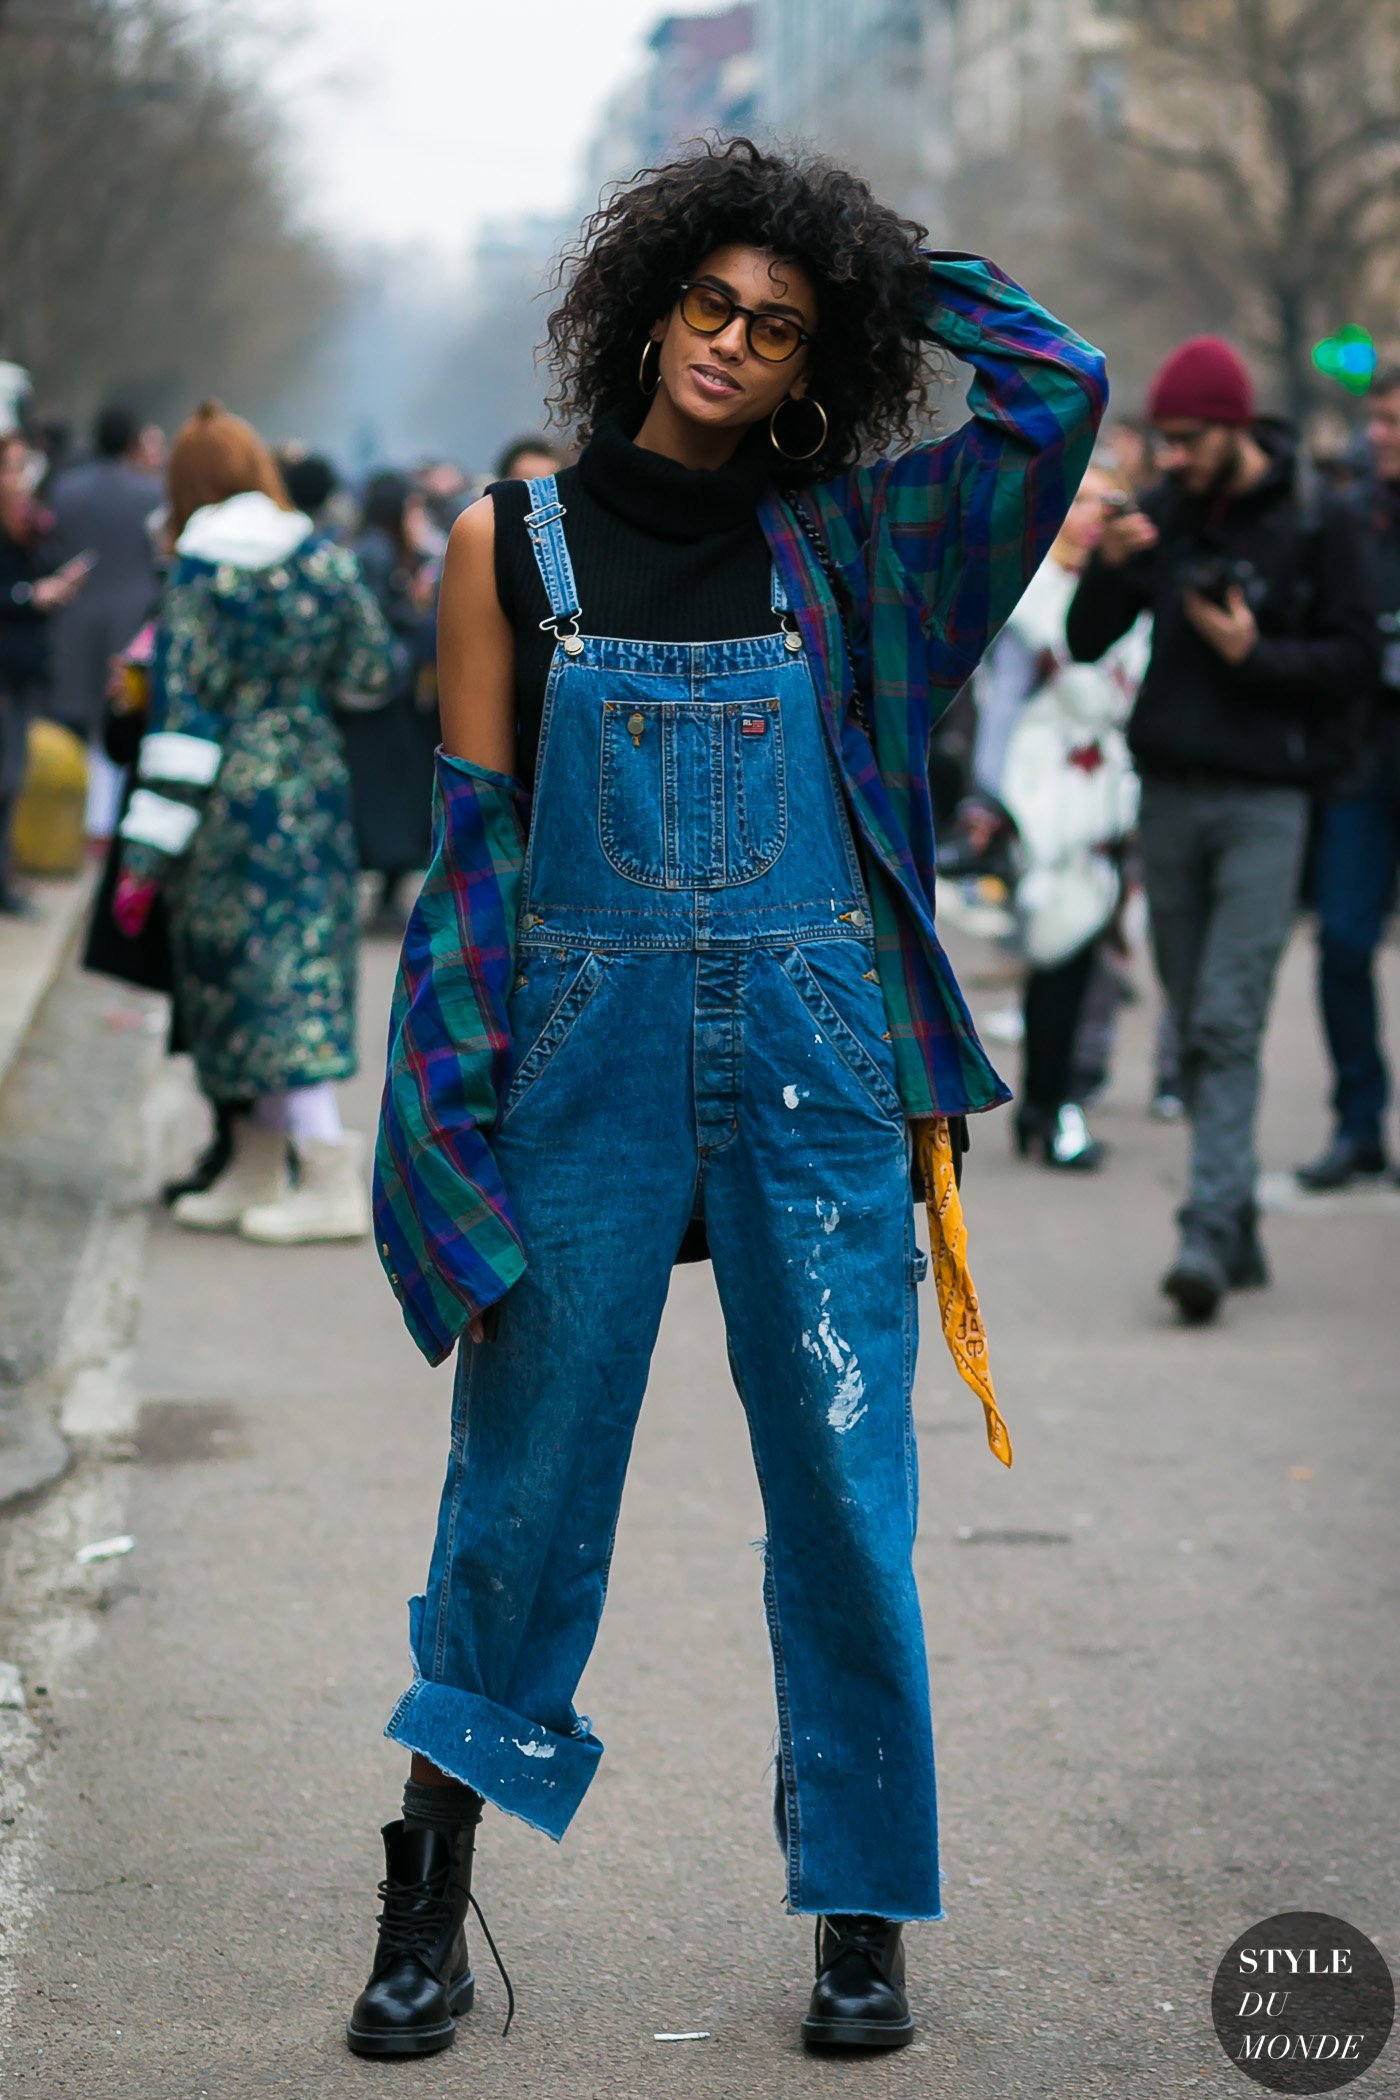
1,0,1398,1294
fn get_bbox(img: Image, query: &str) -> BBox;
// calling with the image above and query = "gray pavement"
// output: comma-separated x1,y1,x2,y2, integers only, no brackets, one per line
0,919,1397,2098
0,880,145,1511
0,870,95,1099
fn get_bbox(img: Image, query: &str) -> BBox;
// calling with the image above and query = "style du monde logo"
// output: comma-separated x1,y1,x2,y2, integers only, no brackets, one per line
1211,1912,1394,2092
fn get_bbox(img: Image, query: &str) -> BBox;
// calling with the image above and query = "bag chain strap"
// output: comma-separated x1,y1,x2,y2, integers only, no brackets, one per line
793,500,970,1175
790,497,873,741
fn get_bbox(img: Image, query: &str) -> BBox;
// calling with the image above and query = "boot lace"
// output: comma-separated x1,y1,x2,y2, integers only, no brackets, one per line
375,1874,517,2037
375,1870,454,1961
469,1890,517,2038
817,1914,892,1969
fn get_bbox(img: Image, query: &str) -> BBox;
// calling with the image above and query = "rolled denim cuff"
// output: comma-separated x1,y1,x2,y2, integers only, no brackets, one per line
386,1599,603,1843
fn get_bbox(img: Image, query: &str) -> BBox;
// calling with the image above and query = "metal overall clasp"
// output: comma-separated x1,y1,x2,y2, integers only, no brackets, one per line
540,614,585,659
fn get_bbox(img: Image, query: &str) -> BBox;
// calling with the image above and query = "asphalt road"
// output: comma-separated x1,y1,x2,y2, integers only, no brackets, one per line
1,919,1397,2098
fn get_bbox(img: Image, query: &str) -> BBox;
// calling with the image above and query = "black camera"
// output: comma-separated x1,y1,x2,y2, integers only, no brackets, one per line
1178,554,1257,608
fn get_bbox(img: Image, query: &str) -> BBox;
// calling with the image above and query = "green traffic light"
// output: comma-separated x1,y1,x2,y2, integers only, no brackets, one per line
1312,326,1378,396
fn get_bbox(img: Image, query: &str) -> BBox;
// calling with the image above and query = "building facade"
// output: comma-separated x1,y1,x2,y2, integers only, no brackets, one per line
583,4,760,203
759,0,955,230
759,0,1131,213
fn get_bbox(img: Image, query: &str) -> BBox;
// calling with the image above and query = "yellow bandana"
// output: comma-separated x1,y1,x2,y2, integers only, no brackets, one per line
916,1118,1012,1468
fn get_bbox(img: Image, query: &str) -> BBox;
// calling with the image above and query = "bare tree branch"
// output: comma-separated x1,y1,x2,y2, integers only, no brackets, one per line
0,0,341,425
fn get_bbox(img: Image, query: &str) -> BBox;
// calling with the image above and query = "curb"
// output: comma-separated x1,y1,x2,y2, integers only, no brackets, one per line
0,1203,148,1516
0,866,100,1511
0,1411,68,1511
0,866,96,1101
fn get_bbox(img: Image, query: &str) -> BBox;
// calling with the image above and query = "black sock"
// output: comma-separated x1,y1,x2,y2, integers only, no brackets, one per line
402,1777,483,1839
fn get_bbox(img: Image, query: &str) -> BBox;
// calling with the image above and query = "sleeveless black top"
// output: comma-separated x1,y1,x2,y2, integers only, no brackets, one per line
489,407,777,785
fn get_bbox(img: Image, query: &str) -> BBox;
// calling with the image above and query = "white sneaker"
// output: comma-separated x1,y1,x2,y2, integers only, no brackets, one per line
172,1121,290,1231
239,1132,370,1245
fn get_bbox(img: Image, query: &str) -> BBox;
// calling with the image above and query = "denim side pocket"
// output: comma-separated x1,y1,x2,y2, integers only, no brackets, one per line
783,945,905,1129
499,952,607,1124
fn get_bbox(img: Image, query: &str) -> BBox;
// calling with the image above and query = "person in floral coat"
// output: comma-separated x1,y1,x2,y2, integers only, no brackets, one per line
114,402,395,1242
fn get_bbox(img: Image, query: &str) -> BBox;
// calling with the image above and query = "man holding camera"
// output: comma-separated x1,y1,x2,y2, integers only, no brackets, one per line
1067,336,1377,1323
1296,369,1400,1189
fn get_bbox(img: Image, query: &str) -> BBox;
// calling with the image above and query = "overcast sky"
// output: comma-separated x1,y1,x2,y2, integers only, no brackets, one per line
274,0,725,267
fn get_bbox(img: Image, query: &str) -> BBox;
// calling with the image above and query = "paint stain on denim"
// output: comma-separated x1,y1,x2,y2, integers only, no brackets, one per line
802,1288,868,1434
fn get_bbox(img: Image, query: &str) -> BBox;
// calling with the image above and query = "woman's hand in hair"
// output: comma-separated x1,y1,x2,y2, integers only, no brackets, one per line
437,497,516,776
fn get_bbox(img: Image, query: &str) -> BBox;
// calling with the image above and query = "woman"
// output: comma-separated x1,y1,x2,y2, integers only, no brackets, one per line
341,470,438,927
113,402,393,1243
0,432,91,914
356,141,1105,2059
998,465,1145,1169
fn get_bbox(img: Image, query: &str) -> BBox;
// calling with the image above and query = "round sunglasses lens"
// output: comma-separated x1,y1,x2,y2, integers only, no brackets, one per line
682,287,730,332
751,318,800,361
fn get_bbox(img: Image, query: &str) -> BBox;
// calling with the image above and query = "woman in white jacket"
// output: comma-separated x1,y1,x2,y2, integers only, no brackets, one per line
996,466,1145,1167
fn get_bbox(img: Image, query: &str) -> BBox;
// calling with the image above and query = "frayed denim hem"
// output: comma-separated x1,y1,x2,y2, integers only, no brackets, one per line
385,1676,603,1844
784,1900,947,1923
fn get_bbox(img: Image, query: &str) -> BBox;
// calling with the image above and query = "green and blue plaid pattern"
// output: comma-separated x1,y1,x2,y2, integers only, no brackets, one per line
375,256,1107,1361
761,252,1108,1118
375,755,530,1362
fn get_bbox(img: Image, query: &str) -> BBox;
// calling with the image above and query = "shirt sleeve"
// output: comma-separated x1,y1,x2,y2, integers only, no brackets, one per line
116,564,230,885
1065,548,1158,664
837,253,1109,682
373,751,530,1363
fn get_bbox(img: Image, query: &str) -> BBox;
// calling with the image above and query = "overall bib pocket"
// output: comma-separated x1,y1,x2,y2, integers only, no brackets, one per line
598,696,787,888
500,951,608,1124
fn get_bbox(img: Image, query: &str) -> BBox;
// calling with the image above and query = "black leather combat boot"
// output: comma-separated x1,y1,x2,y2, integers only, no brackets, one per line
346,1819,480,2058
802,1915,916,2050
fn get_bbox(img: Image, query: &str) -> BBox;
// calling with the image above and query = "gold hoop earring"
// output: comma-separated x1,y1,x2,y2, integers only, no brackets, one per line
638,338,661,396
769,394,828,462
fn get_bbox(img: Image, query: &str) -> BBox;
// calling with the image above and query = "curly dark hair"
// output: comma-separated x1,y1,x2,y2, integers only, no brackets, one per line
545,137,938,484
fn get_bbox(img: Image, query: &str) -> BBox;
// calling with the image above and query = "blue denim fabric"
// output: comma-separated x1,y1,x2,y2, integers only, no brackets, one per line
1314,730,1400,1145
386,481,942,1921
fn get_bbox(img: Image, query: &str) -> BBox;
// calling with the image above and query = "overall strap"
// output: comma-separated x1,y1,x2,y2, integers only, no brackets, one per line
523,475,583,652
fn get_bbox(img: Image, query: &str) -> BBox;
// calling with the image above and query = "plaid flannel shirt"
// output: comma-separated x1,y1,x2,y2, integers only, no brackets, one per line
375,255,1108,1363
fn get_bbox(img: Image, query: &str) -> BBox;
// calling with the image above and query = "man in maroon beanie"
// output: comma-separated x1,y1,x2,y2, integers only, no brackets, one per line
1068,335,1377,1324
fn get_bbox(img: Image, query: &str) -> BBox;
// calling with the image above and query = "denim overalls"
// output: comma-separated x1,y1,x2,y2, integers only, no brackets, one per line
387,477,941,1921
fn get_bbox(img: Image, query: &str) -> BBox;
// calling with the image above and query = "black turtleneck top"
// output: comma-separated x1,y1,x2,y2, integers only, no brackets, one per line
489,407,778,784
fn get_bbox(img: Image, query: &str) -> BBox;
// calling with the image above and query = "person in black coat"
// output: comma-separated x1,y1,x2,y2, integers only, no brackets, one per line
42,404,162,839
0,432,92,913
1296,372,1400,1188
340,471,437,927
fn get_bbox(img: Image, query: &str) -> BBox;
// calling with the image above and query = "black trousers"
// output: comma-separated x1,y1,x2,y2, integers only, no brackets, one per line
0,681,39,888
1022,938,1099,1113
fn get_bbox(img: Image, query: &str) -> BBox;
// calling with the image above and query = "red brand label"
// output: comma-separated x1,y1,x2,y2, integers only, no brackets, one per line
741,718,768,736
